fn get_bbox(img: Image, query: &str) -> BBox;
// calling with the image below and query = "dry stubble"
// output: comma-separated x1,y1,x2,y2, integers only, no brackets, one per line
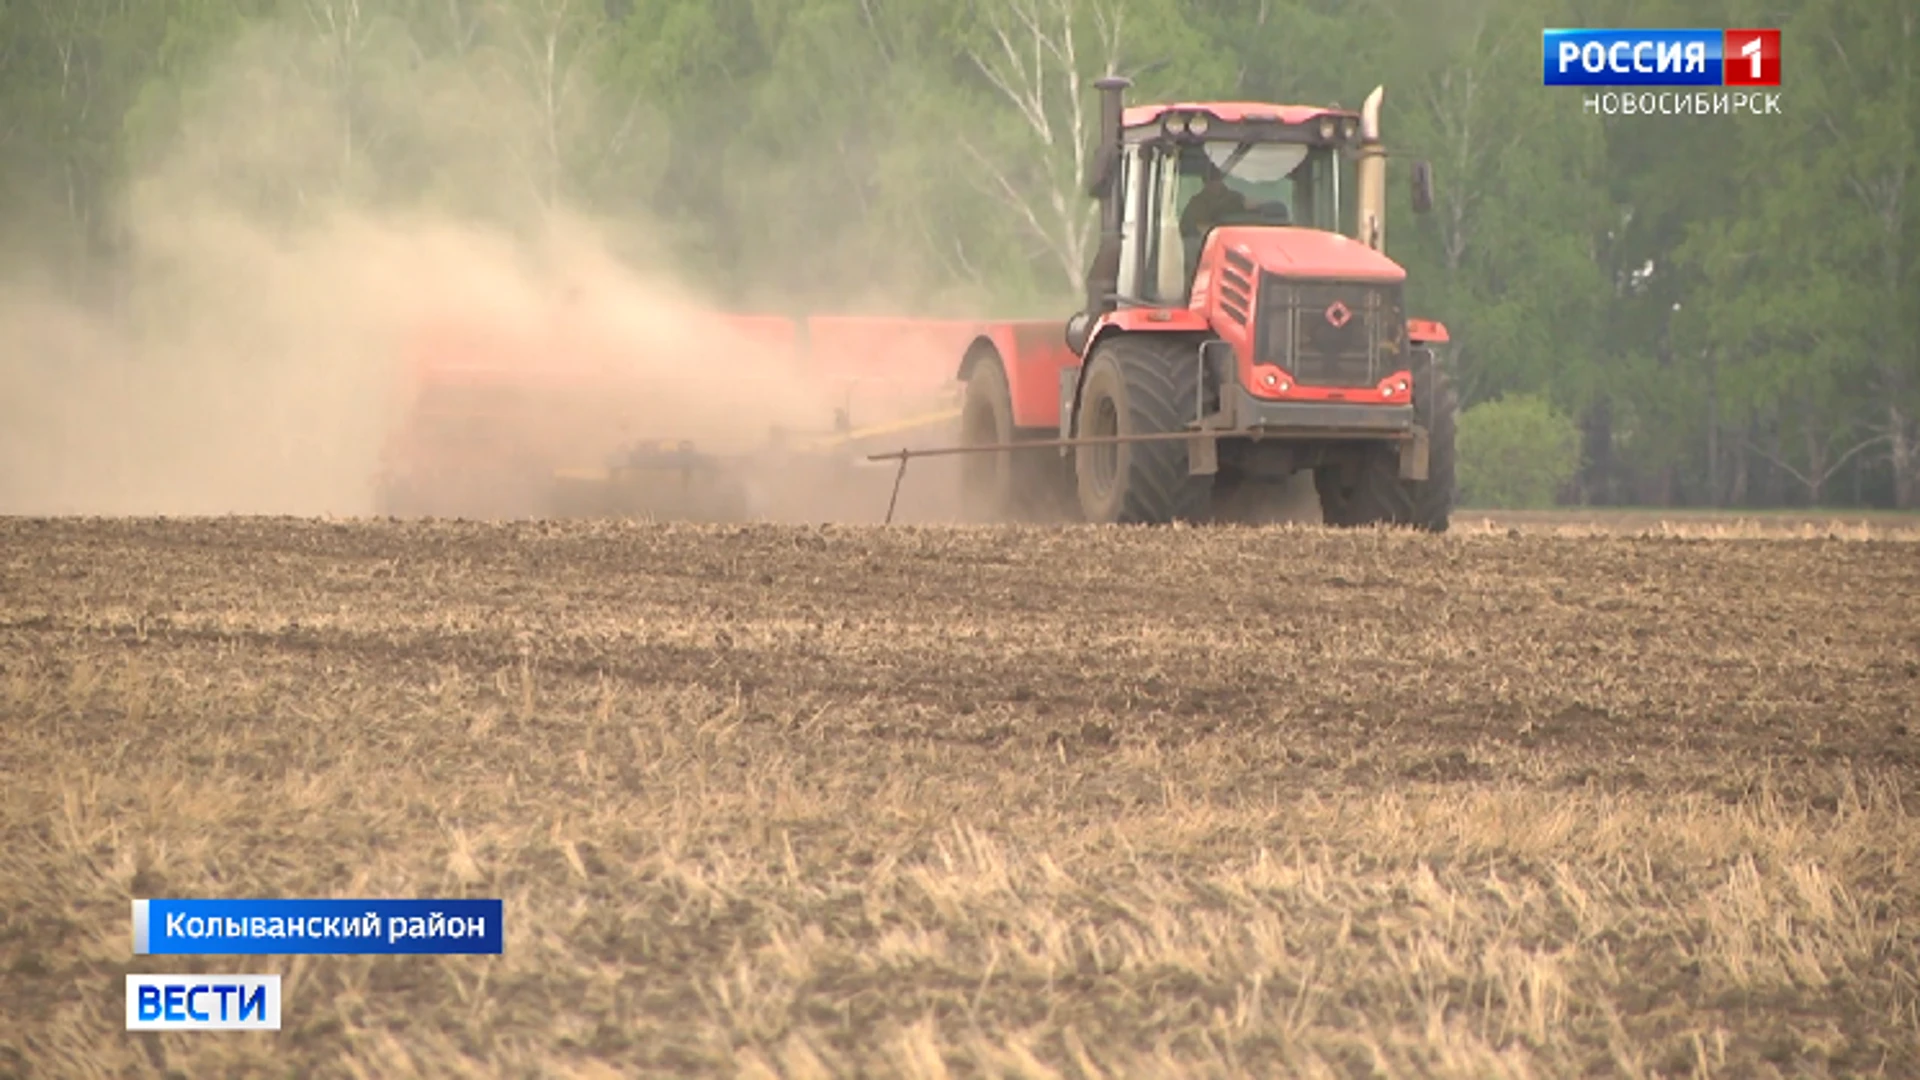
1,518,1917,1078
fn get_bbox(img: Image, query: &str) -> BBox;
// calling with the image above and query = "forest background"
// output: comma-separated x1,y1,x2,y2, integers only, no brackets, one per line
2,0,1913,509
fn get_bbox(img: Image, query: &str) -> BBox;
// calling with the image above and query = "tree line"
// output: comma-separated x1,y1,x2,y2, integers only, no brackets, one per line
2,0,1914,508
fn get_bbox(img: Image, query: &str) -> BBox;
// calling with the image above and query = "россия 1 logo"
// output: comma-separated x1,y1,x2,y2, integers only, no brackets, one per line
1723,30,1782,87
1543,29,1780,117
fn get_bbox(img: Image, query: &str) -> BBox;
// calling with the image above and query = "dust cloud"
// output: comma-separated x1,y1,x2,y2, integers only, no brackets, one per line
0,22,841,519
0,17,1315,525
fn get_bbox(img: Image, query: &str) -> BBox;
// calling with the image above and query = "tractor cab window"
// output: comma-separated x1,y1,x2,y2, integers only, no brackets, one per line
1178,142,1307,235
1134,147,1187,305
1131,140,1341,305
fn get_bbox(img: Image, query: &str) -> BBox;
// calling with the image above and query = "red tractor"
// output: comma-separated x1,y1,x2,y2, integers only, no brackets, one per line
374,81,1454,529
949,80,1456,529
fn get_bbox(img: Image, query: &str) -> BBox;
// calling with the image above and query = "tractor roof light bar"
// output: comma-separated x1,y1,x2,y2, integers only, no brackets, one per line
1132,114,1359,149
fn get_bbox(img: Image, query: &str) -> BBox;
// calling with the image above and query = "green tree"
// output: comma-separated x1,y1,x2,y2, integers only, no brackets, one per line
1675,0,1918,507
1457,393,1581,508
1,0,1913,510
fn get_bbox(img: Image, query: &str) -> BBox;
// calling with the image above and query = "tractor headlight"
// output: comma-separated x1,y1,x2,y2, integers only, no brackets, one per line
1318,115,1337,141
1341,117,1358,141
1187,112,1209,136
1162,114,1180,137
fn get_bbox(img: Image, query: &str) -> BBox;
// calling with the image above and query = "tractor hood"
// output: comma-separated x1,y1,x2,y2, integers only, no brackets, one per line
1210,226,1407,283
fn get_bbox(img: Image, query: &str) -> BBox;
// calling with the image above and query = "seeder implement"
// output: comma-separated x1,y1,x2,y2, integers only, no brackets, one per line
546,401,963,522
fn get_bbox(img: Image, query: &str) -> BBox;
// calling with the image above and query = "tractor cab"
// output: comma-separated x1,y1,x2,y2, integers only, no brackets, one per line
1107,102,1359,307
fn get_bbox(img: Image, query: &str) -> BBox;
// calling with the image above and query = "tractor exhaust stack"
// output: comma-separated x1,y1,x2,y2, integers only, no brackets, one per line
1356,85,1386,252
1072,75,1132,354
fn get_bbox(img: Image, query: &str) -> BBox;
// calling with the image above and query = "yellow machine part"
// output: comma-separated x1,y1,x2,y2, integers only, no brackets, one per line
791,406,962,452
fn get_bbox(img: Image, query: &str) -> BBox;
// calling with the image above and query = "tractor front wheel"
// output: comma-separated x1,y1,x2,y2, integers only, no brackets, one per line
1314,355,1458,532
1074,334,1212,524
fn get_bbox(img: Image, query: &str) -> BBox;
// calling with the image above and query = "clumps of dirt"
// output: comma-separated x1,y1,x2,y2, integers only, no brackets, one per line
1400,749,1496,783
3,519,1917,1075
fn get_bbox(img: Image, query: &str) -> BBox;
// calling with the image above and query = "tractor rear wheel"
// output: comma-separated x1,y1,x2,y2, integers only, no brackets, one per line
1074,334,1212,524
960,357,1069,522
1314,356,1458,532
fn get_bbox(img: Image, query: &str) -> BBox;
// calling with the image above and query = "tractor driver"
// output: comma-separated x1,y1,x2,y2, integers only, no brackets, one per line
1180,158,1248,243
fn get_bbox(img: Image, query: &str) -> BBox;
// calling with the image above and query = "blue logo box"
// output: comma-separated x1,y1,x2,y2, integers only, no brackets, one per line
127,974,281,1030
133,898,504,955
1544,29,1725,86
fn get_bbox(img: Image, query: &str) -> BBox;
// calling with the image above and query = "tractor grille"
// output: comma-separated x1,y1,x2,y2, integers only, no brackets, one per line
1257,276,1405,387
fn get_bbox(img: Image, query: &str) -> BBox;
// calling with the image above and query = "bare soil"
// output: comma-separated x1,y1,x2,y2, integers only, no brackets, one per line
2,517,1917,1078
1460,507,1920,540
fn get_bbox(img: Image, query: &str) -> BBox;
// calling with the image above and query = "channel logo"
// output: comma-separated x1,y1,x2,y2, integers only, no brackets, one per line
126,974,281,1031
1544,29,1780,87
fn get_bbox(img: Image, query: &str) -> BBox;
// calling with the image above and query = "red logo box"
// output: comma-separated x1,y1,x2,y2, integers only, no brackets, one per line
1724,29,1781,86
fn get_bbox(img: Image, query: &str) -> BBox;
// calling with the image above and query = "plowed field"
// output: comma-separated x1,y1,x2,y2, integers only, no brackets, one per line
3,517,1918,1077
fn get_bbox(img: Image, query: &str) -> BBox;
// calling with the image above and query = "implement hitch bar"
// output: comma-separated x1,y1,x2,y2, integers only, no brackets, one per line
863,426,1414,524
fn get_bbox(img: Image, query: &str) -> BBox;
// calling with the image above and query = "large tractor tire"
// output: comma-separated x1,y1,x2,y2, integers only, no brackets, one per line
1074,333,1212,524
1314,355,1458,532
960,357,1071,522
